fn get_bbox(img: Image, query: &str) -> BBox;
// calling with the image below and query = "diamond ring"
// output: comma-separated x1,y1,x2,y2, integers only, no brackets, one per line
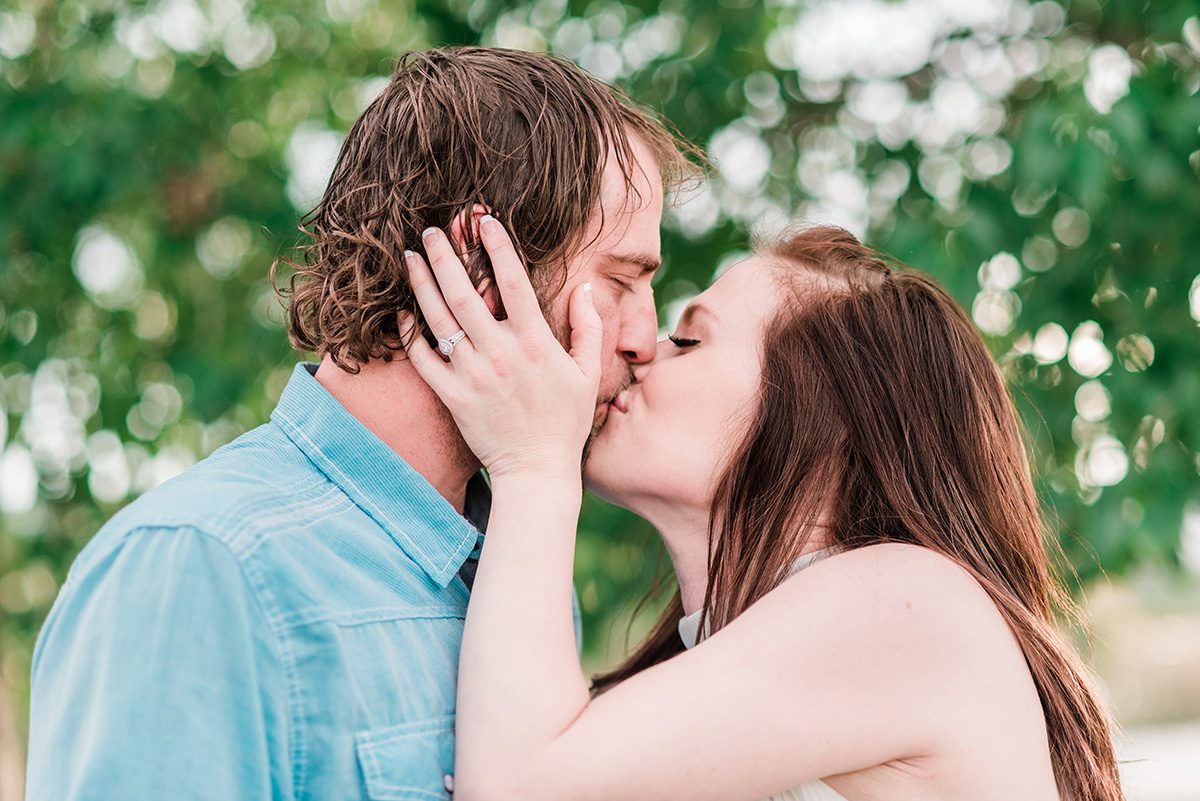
437,329,467,356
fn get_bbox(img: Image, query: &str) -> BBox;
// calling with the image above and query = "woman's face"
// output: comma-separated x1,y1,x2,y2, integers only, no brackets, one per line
584,257,780,514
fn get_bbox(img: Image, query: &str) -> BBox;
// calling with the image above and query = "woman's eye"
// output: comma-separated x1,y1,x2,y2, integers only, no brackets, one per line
668,335,701,348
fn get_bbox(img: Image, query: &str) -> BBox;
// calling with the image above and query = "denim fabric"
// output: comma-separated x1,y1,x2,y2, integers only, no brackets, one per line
26,362,573,801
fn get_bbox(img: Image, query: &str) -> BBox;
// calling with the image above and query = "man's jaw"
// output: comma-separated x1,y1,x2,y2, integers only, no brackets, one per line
578,367,637,468
588,397,615,441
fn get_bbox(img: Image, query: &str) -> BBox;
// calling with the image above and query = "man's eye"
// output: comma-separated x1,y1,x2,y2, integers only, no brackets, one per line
610,276,636,292
668,335,701,348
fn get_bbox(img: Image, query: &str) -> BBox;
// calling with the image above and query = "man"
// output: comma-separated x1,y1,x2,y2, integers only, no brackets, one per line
25,47,698,800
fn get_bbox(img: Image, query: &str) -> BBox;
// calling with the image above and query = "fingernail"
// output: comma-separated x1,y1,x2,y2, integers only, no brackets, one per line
582,282,592,293
480,214,495,228
403,249,414,259
422,227,437,241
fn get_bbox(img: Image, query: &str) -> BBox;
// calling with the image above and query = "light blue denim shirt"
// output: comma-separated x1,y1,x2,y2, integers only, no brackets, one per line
27,362,576,801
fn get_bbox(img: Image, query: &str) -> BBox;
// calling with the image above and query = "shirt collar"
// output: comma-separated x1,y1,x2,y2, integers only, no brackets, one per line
270,362,484,588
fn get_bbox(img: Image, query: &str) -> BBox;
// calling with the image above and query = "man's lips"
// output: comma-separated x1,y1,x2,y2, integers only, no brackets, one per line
610,389,630,414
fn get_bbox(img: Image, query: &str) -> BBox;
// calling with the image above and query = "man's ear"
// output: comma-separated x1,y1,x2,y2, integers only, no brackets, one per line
474,276,500,317
447,203,491,252
448,203,501,317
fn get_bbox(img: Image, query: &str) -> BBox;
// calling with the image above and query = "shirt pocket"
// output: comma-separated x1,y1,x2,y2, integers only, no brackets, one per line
355,715,456,801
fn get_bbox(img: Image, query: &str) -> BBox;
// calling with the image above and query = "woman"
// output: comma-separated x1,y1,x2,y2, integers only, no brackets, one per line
400,219,1124,801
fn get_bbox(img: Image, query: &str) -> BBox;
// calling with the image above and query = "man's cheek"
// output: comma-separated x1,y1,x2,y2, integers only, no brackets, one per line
546,298,573,349
588,298,624,391
590,293,620,334
598,311,623,357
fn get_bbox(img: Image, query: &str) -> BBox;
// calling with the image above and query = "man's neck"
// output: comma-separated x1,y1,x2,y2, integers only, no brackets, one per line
313,354,479,513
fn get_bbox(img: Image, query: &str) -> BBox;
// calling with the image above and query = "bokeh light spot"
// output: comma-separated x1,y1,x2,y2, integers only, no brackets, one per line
1032,322,1068,364
1068,321,1113,377
72,226,145,310
1075,379,1112,422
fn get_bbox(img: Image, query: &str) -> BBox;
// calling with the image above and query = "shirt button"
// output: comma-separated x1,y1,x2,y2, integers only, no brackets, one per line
442,773,455,793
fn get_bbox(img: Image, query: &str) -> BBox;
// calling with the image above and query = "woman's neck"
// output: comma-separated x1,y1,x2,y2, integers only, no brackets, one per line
640,501,712,616
644,499,839,617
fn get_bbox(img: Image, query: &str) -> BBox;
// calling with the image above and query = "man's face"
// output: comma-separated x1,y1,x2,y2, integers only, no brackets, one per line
548,139,664,439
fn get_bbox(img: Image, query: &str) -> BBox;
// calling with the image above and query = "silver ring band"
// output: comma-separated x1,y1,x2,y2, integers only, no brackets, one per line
437,329,467,356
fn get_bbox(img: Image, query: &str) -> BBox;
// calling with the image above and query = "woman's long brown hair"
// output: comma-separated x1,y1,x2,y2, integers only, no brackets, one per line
593,226,1124,801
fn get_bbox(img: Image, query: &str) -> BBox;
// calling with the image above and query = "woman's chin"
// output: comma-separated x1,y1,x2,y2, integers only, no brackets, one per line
581,474,633,511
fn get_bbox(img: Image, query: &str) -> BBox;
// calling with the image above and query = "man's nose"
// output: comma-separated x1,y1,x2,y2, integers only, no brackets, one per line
617,292,659,365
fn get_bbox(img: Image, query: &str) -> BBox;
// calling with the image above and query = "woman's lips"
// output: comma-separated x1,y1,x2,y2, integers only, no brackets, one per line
611,389,631,414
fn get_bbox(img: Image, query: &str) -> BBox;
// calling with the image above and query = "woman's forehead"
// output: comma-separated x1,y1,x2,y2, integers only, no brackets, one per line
701,256,777,307
691,257,781,330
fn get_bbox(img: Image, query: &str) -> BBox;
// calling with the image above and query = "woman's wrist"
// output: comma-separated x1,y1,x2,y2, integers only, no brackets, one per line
487,451,583,486
489,467,582,492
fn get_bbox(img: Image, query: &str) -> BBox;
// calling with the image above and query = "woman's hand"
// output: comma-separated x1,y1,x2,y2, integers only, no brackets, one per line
400,216,603,482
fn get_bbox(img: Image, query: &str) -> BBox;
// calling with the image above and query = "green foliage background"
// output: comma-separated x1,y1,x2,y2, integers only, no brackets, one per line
2,0,1199,762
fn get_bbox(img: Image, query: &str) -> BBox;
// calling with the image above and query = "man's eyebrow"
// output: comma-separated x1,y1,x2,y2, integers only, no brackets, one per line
606,252,661,274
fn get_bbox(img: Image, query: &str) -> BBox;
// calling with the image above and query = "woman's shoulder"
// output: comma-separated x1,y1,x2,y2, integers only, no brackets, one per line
773,543,1039,734
777,542,1027,682
804,542,999,614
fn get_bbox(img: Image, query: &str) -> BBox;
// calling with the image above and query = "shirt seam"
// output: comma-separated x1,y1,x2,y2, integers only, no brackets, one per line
224,483,353,559
275,604,469,632
233,536,307,801
128,524,304,801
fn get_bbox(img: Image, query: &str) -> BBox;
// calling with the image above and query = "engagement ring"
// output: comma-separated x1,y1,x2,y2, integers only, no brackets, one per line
438,329,467,356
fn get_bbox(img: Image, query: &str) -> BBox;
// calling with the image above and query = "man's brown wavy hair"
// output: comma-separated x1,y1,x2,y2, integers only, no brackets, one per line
274,47,702,371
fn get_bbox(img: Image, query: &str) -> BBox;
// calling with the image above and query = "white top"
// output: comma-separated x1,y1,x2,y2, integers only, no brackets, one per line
677,548,850,801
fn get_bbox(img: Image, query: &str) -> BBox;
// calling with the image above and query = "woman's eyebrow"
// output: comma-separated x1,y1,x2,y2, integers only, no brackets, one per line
679,302,716,327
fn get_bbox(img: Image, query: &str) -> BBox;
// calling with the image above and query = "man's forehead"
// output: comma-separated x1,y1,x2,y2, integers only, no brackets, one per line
597,140,662,213
593,152,663,247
